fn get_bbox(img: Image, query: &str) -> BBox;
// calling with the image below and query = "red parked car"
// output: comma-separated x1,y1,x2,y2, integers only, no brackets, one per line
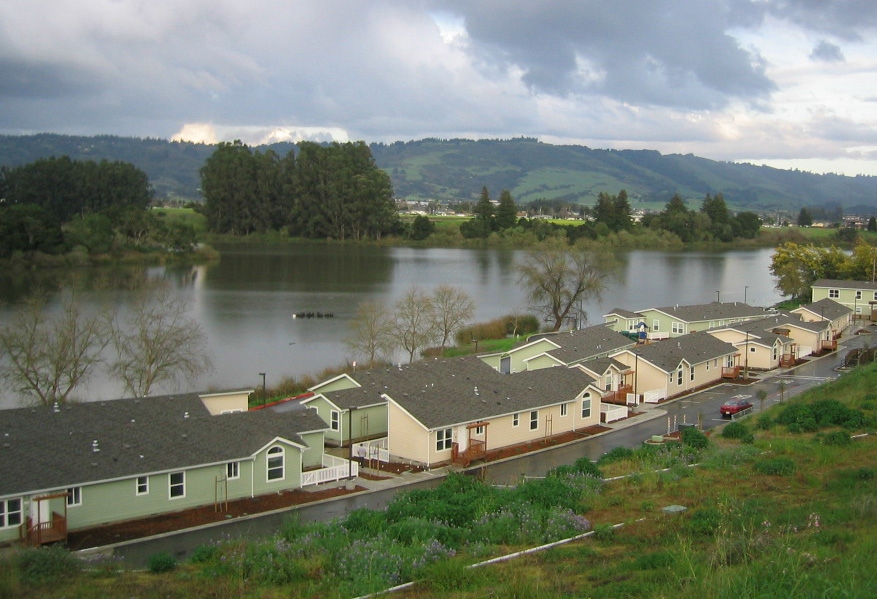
720,398,753,416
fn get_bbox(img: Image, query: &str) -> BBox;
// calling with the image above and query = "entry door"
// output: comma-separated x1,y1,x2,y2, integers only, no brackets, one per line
36,497,50,524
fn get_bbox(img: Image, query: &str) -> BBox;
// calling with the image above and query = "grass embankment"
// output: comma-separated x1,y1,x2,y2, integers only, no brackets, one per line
4,361,876,598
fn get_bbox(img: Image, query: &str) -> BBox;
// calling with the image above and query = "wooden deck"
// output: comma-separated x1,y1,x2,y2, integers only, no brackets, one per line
21,512,68,546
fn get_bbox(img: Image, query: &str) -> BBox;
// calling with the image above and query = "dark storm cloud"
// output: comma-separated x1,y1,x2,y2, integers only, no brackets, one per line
765,0,877,39
436,0,776,108
809,40,845,63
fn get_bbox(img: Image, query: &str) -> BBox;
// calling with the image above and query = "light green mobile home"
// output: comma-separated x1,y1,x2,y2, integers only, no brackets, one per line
0,393,333,546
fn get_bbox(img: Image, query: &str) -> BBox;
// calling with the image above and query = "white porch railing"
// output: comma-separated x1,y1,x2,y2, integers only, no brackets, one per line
352,437,390,463
600,403,628,423
642,388,667,404
301,454,358,487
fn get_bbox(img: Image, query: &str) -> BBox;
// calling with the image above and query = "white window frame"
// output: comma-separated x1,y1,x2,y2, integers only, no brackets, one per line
436,428,453,451
672,321,684,335
829,289,839,298
856,290,862,299
512,413,519,427
581,396,592,419
169,472,186,499
330,410,340,431
227,461,240,480
267,446,285,481
475,425,484,435
529,410,539,430
0,498,23,529
677,367,683,385
560,403,568,417
690,366,695,382
67,487,82,507
652,319,660,331
136,476,149,496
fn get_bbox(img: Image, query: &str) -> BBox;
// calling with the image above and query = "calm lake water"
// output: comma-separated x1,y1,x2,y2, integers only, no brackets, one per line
0,244,783,407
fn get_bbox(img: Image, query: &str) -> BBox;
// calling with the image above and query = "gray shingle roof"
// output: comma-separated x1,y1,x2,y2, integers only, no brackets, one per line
798,298,853,321
341,356,597,430
604,308,641,319
621,332,738,372
0,394,328,496
647,302,771,323
540,325,636,363
812,278,877,291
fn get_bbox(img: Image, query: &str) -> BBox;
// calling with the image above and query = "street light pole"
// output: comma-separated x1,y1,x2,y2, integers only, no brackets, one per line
744,285,749,304
259,372,266,406
716,290,720,303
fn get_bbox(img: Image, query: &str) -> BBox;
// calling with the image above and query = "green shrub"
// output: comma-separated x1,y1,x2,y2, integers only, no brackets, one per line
755,415,774,430
811,399,865,429
15,546,80,584
598,446,635,465
821,430,852,446
687,507,721,537
344,508,387,537
592,523,616,541
754,457,797,476
147,551,177,573
188,543,218,564
721,421,750,440
423,558,479,592
680,426,709,449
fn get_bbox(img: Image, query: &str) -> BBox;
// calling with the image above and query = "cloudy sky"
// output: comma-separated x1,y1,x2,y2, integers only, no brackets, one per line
2,1,876,174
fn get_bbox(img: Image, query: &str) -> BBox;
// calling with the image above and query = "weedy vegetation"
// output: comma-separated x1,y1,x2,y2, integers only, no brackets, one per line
2,363,876,598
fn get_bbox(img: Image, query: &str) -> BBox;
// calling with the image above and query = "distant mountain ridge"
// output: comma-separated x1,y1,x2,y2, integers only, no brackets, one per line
1,134,875,214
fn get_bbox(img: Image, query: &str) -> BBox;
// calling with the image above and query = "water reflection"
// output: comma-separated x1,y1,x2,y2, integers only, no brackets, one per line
0,244,782,408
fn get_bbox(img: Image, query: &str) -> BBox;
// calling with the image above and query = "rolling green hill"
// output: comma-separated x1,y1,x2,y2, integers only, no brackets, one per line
2,134,876,214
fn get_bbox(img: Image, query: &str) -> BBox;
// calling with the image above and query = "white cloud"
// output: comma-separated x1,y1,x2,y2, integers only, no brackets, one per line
1,1,877,174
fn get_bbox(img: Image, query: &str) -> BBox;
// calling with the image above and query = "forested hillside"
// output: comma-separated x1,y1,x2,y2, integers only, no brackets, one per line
2,134,876,213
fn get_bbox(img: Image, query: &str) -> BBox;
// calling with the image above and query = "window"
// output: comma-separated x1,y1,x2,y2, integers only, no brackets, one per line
267,447,284,481
690,366,695,382
873,291,877,301
856,290,862,299
529,410,539,430
652,319,660,331
330,410,340,431
706,360,710,371
67,487,82,507
227,461,240,480
169,472,185,499
581,396,592,419
436,428,453,451
750,346,756,353
672,321,684,334
677,367,683,385
475,425,484,435
829,289,839,298
512,413,519,427
560,403,568,417
136,476,149,496
0,498,22,528
773,346,778,360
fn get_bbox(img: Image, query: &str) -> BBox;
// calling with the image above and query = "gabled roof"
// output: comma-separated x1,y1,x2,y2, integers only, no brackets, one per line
794,298,853,321
617,332,738,373
644,302,771,324
762,311,829,333
706,315,796,347
316,386,388,411
576,357,631,378
359,356,597,430
812,278,877,291
603,308,642,319
0,394,328,497
538,325,636,364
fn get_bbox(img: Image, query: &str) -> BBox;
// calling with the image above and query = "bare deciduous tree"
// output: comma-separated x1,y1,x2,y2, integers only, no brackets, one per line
108,281,213,398
430,285,475,349
345,299,394,367
392,287,437,363
0,291,109,406
517,240,607,332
